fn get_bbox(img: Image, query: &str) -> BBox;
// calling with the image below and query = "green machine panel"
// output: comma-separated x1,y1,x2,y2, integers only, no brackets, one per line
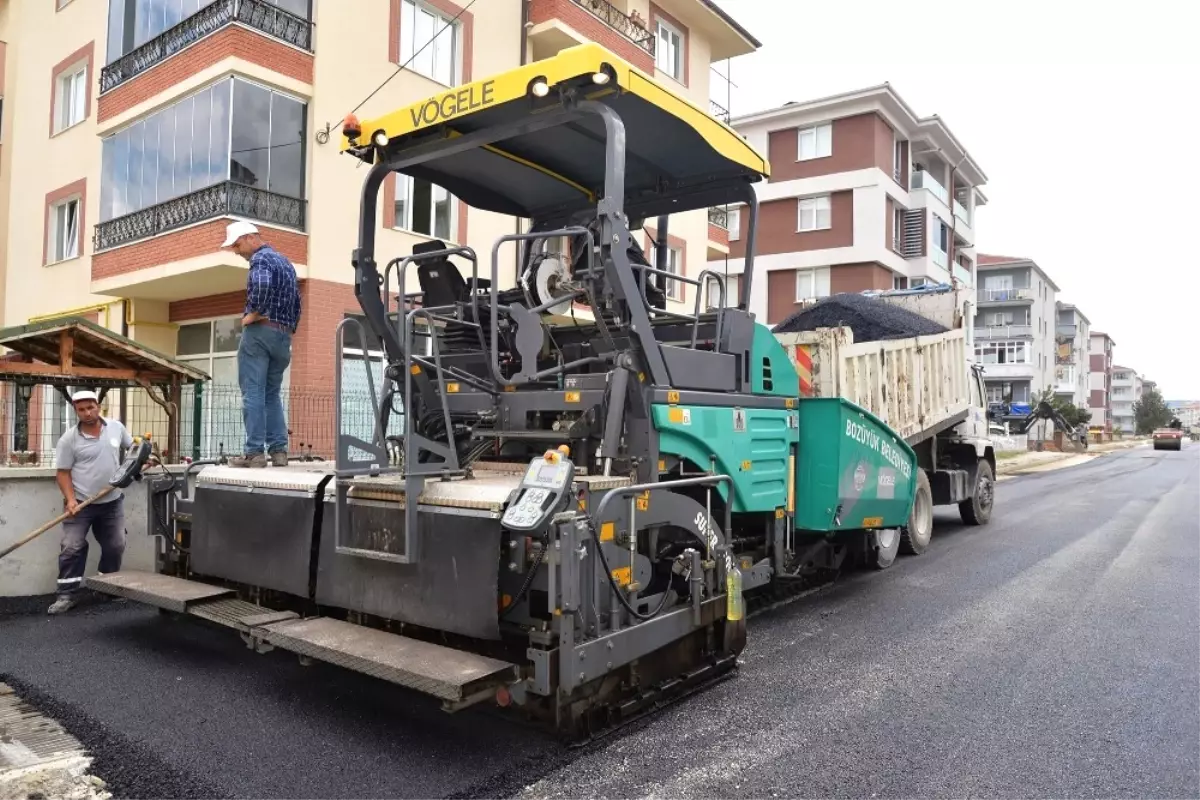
794,397,917,532
652,403,796,513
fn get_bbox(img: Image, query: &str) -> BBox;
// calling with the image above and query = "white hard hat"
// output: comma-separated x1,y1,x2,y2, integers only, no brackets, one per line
71,390,99,404
222,219,259,247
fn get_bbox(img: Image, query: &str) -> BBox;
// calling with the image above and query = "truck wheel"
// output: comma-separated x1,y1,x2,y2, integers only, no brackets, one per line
900,469,933,556
959,460,994,526
866,528,900,570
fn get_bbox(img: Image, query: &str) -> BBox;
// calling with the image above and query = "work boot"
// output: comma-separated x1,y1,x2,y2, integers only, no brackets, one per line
228,453,268,468
269,451,289,467
47,595,76,615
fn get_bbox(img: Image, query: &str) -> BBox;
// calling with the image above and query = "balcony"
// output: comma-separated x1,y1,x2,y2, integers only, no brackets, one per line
910,170,950,206
94,181,305,252
979,287,1034,303
975,324,1033,339
1056,323,1078,338
952,262,971,286
707,207,729,229
100,0,313,94
710,99,731,123
953,198,971,226
528,0,654,67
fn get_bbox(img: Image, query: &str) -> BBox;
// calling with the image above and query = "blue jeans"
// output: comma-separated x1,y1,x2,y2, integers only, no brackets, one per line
58,496,125,595
238,322,292,456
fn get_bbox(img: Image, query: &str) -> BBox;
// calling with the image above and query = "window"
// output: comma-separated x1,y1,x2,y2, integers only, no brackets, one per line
797,123,832,161
655,19,684,81
177,318,257,458
795,269,821,301
893,138,904,176
48,198,81,263
892,207,904,248
394,174,456,240
797,195,831,232
986,384,1005,404
663,245,683,301
727,207,740,241
54,64,87,133
702,273,738,310
974,340,1030,365
910,277,928,289
100,78,305,221
399,0,459,85
893,275,907,290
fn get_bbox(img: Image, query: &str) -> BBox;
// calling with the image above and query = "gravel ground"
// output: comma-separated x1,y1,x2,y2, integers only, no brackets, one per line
773,292,948,340
2,446,1197,798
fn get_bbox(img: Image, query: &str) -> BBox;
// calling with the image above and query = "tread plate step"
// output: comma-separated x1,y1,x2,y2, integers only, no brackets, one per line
84,570,233,613
256,616,517,702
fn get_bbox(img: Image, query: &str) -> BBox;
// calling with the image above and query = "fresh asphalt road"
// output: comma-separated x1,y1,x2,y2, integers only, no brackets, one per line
2,444,1197,799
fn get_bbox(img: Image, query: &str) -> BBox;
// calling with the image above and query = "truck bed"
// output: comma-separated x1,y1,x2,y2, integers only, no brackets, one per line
775,326,971,445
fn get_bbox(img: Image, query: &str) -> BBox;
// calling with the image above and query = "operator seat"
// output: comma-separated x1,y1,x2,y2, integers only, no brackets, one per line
412,239,490,307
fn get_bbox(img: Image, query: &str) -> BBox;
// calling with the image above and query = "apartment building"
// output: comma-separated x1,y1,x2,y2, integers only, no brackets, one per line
973,255,1059,405
1110,366,1141,433
708,84,988,326
1054,302,1090,409
1088,331,1116,431
0,0,758,454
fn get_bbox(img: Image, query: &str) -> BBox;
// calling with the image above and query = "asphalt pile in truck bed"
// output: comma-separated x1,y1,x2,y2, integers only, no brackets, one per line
772,292,948,342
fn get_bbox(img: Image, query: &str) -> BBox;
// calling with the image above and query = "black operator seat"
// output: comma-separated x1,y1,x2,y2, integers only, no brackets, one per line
412,239,490,308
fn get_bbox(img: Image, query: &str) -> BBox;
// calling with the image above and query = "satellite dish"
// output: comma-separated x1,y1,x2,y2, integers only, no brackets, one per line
534,255,573,316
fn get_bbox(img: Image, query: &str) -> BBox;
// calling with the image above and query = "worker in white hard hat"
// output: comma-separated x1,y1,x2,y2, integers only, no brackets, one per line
221,220,302,468
47,390,133,615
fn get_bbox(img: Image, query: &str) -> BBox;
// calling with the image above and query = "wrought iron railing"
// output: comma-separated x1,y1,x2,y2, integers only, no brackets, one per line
710,99,730,122
571,0,655,55
707,207,729,229
94,181,306,252
100,0,313,93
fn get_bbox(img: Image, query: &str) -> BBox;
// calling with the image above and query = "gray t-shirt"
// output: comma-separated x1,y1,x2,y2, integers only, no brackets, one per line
55,419,133,504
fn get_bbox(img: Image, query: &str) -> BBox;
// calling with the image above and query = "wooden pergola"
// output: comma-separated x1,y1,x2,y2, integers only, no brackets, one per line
0,317,209,460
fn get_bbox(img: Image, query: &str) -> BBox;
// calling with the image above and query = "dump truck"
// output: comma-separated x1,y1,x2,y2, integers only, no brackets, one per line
773,286,996,561
84,44,925,738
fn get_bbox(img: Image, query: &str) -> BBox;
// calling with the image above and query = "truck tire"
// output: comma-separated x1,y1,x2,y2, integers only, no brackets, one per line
900,469,933,556
866,528,900,570
959,460,994,526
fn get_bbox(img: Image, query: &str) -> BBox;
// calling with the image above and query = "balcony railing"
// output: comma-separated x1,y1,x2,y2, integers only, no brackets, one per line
571,0,655,56
710,99,730,123
708,206,729,229
979,287,1034,302
975,324,1033,339
1056,323,1078,337
952,262,971,286
100,0,313,94
94,181,306,252
931,247,948,268
910,170,950,205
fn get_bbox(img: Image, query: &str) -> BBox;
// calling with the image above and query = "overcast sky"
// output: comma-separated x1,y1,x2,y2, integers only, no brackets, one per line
711,0,1200,400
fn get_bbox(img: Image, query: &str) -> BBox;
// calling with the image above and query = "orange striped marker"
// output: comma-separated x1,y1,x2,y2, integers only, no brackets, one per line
793,345,814,396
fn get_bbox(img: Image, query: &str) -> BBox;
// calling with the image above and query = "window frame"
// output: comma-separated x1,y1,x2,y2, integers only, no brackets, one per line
726,207,740,241
795,269,818,302
54,63,88,134
398,0,462,87
797,195,831,232
654,17,685,82
392,173,459,241
796,123,832,161
663,244,684,301
47,196,82,264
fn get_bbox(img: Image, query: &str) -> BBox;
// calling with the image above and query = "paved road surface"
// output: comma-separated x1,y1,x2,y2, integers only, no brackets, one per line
2,445,1196,798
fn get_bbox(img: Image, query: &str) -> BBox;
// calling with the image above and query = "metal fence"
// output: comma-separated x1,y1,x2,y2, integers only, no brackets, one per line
1,380,395,468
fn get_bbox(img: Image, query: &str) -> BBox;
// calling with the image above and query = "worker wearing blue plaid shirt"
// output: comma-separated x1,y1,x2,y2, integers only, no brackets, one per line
222,220,302,468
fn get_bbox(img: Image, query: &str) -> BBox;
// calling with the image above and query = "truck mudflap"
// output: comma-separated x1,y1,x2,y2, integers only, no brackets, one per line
793,397,917,532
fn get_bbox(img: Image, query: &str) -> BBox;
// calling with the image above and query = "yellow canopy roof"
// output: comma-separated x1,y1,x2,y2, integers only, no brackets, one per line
343,43,769,220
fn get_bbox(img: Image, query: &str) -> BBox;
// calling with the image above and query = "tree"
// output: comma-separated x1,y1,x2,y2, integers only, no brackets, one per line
1134,386,1174,434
